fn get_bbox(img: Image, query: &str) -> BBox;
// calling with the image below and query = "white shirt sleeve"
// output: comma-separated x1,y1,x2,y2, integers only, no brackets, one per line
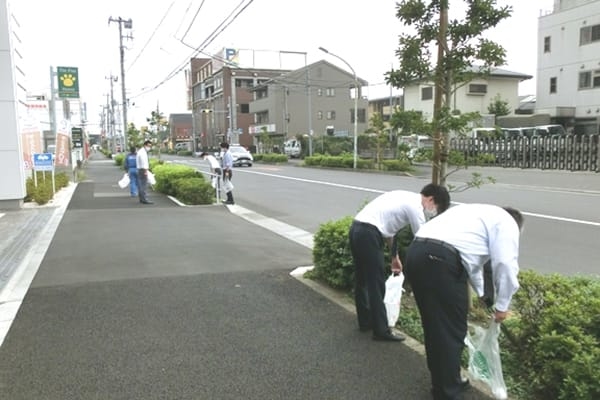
488,222,521,311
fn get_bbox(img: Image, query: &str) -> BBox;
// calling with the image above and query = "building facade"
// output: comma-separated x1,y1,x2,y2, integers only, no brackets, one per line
250,60,369,142
0,0,26,208
403,67,532,123
536,0,600,134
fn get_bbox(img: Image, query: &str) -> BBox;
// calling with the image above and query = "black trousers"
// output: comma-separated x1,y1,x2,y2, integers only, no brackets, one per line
348,220,388,335
404,240,469,400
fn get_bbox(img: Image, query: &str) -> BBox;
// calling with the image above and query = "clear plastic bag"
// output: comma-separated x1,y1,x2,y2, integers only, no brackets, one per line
465,321,508,399
383,273,405,327
147,171,156,185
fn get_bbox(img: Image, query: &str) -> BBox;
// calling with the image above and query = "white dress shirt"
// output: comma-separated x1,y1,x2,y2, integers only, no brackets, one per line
354,190,425,238
136,146,149,170
205,155,220,170
414,203,520,311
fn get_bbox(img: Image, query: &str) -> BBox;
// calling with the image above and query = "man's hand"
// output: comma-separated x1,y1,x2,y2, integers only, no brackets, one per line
391,255,402,274
493,309,509,323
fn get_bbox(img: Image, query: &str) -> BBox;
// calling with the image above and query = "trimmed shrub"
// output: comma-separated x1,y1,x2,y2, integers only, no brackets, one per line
173,177,214,205
381,159,414,172
113,153,125,167
152,163,200,196
310,216,354,290
260,153,288,163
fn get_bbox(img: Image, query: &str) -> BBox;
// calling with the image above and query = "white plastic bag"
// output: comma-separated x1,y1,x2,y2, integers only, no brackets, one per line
118,173,130,189
147,171,156,185
222,179,234,192
465,321,508,399
383,273,405,327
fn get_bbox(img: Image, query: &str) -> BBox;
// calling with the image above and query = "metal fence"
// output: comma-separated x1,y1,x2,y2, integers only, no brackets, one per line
450,135,599,171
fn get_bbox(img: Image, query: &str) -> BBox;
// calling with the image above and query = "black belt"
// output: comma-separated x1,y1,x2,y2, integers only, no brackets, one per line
414,237,460,258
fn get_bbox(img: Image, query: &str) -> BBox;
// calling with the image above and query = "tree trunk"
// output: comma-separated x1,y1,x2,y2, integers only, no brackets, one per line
432,1,448,185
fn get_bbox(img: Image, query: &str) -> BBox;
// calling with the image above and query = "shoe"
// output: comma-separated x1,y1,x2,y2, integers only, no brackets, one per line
140,200,154,204
372,330,405,342
223,200,234,205
431,378,470,396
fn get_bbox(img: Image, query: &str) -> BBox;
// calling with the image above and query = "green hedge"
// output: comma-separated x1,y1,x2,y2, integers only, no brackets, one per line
173,177,214,205
254,153,288,163
25,171,70,205
152,163,200,196
303,154,374,169
309,215,599,399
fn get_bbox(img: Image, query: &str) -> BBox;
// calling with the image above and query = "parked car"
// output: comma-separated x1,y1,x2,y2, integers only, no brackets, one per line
230,145,253,167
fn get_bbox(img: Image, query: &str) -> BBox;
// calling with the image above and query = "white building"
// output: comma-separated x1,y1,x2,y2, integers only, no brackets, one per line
403,67,532,123
537,0,600,134
0,0,27,208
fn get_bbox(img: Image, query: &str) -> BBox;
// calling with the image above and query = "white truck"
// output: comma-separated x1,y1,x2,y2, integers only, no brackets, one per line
284,139,301,158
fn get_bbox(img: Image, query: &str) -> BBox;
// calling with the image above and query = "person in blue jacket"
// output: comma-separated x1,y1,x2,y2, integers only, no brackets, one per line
124,146,138,197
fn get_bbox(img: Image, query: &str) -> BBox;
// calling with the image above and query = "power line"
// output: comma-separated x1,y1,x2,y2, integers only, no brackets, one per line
130,0,255,100
180,0,206,41
127,0,177,73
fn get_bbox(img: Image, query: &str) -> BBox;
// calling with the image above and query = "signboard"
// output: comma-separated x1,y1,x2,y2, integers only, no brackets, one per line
55,119,71,167
20,117,43,170
33,153,54,171
71,127,83,148
57,66,80,99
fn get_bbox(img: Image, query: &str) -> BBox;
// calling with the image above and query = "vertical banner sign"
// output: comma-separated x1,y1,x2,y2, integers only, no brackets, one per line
55,119,71,167
20,117,43,170
71,127,83,148
57,66,80,99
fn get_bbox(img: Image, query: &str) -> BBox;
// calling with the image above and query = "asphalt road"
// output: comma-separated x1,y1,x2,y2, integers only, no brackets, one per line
176,155,600,276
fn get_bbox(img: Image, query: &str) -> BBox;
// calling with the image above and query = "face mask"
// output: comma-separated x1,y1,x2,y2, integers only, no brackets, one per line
423,207,438,220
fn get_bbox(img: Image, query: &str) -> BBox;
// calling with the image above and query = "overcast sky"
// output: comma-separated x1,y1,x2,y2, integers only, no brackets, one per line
10,0,555,132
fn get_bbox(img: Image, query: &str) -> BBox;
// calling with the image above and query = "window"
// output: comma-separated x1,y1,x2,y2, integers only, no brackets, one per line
550,77,557,94
326,111,336,120
235,79,253,88
578,70,600,89
240,104,249,114
317,88,323,96
580,24,600,45
317,111,323,120
468,84,487,95
421,86,433,100
350,109,367,123
326,88,335,97
544,36,551,52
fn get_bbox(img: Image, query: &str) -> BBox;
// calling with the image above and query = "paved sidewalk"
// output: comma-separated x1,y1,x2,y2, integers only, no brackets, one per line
0,154,495,399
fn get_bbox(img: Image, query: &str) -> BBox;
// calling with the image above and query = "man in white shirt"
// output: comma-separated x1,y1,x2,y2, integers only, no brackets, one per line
349,184,450,342
199,152,222,192
220,142,234,205
404,204,523,400
136,140,153,204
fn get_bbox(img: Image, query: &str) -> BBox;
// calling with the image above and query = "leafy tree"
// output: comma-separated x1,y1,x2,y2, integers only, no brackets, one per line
146,110,168,145
386,0,512,185
126,123,143,149
487,93,511,116
390,109,432,136
368,112,389,169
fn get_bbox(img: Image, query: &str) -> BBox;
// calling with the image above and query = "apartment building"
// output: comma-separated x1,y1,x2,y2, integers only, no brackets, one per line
249,60,368,141
537,0,600,134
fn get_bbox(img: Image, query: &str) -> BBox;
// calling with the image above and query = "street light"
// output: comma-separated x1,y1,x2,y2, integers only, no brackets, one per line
319,46,359,169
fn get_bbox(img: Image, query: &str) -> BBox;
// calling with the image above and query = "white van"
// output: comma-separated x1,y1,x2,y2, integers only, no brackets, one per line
284,139,301,158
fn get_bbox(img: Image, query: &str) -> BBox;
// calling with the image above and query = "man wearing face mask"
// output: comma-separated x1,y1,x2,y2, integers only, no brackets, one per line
348,184,450,342
136,140,153,205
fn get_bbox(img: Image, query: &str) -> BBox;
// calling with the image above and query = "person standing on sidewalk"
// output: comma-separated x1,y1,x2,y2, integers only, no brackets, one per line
220,142,234,205
136,140,153,205
199,151,222,193
404,204,523,400
124,146,138,197
349,184,450,342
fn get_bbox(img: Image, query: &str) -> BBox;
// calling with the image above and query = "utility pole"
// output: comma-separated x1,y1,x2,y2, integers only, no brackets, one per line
107,75,118,152
109,17,132,149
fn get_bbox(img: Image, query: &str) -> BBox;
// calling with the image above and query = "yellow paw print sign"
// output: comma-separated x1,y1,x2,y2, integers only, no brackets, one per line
57,66,80,99
60,73,76,87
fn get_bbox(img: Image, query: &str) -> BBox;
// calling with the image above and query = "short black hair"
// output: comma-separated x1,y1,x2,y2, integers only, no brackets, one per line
199,152,208,157
129,146,136,153
420,183,451,214
503,207,524,230
220,142,229,149
143,140,152,146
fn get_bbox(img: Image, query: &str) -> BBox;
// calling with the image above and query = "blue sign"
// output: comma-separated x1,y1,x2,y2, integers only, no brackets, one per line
33,153,54,171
